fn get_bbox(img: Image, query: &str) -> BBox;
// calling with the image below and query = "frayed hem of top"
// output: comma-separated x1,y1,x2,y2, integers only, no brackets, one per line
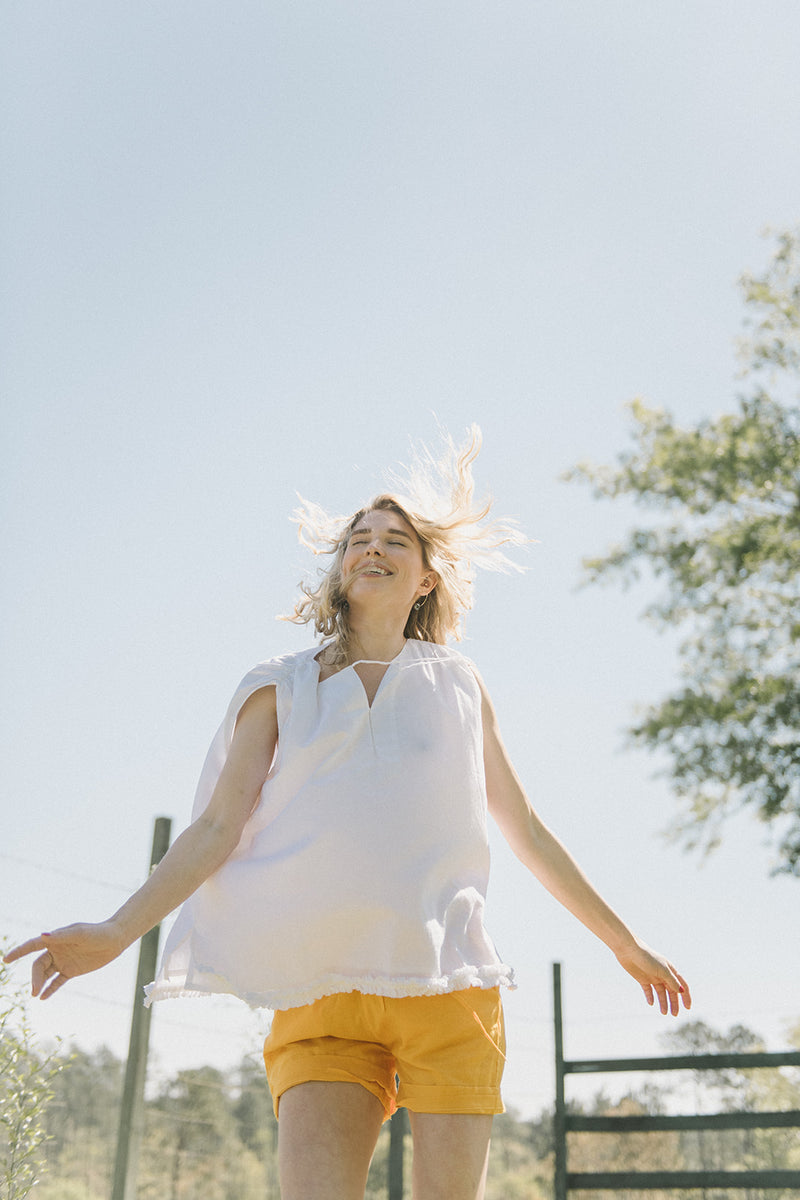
143,967,516,1011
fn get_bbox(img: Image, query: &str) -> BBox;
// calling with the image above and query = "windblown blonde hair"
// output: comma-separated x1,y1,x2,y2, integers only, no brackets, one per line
284,426,527,664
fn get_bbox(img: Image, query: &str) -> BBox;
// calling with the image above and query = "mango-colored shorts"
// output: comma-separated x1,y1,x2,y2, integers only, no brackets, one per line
263,987,506,1122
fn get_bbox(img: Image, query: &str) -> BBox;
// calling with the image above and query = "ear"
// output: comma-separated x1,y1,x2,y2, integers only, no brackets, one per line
419,572,438,596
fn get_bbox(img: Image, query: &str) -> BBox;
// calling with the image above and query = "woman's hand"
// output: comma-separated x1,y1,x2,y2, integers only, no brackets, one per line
3,921,127,1000
615,938,691,1016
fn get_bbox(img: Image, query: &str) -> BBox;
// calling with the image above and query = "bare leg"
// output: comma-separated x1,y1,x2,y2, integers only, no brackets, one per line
409,1112,493,1200
277,1080,385,1200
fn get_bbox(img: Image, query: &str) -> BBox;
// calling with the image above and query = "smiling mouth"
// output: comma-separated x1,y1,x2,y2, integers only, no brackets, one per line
361,566,391,576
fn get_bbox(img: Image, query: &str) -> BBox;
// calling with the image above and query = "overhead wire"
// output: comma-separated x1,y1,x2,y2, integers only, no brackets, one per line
0,850,138,894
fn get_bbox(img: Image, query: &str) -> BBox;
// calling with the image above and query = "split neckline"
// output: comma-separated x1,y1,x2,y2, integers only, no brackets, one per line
314,640,410,709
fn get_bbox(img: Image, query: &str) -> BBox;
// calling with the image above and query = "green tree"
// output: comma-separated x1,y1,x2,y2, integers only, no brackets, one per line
41,1045,122,1196
141,1064,274,1200
568,1092,683,1197
146,1065,237,1200
231,1054,279,1199
0,947,67,1200
485,1109,552,1200
567,228,800,875
661,1019,800,1192
231,1054,277,1161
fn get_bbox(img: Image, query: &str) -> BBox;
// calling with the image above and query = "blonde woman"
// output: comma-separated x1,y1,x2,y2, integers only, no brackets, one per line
5,429,690,1200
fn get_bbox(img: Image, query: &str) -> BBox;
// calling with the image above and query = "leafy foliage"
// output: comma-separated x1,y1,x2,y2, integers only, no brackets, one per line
0,948,67,1200
566,229,800,874
19,1017,799,1200
25,1038,554,1200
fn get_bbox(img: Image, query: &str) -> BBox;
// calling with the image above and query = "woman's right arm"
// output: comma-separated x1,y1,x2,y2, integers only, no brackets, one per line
3,685,278,1000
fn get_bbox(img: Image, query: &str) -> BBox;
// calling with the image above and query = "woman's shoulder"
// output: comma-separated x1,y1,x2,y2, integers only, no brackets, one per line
221,647,318,742
404,638,479,675
238,645,318,687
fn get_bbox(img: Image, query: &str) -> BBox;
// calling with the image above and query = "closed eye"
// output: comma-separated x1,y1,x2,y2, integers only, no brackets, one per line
350,537,407,547
350,526,414,546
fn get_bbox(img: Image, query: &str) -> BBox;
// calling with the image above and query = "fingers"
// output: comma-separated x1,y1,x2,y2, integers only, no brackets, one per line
4,936,63,999
653,983,670,1015
40,973,70,1001
3,936,49,964
31,948,62,998
661,961,692,1016
645,963,691,1017
674,970,692,1011
652,968,676,1015
646,982,676,1016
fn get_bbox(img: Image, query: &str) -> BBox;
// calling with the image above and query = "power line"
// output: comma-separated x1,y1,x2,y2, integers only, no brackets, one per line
0,851,137,894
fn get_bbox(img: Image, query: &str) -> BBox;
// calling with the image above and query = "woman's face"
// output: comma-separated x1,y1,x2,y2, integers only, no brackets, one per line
341,508,435,612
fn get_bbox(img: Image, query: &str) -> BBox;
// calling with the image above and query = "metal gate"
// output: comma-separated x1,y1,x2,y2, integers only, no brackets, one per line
553,962,800,1196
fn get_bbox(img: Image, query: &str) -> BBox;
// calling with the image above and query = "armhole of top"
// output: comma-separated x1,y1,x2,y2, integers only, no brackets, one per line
223,668,290,751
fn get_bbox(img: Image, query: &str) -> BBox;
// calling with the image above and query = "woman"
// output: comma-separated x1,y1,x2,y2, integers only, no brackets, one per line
5,429,690,1200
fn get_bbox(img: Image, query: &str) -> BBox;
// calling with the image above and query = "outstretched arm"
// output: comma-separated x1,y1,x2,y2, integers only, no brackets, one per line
4,685,279,1000
475,671,691,1016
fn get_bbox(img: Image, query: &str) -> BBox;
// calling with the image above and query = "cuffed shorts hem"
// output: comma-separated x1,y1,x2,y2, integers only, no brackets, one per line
398,1083,505,1117
268,1051,396,1119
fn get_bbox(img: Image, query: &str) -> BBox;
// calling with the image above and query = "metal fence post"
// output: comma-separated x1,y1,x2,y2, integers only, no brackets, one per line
388,1103,407,1199
553,962,567,1200
111,816,172,1200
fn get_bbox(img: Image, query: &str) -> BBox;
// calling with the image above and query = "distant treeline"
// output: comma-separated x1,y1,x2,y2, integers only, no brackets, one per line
4,1020,799,1200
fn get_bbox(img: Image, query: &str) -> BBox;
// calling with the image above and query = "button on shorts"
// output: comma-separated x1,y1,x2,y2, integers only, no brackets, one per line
263,986,506,1121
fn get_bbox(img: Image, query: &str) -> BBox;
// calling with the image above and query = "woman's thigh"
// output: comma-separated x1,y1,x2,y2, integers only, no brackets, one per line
409,1111,493,1200
277,1080,385,1200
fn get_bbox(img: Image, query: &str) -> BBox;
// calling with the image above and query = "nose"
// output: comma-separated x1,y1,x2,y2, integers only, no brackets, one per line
365,538,384,555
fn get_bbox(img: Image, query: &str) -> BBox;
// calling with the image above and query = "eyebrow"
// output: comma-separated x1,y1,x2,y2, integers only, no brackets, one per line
350,526,414,540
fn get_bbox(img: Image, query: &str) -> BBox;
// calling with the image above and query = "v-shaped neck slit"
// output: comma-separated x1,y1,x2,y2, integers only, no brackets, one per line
353,662,390,709
314,642,409,709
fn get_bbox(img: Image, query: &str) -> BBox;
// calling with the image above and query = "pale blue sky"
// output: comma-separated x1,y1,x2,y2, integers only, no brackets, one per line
2,2,799,1116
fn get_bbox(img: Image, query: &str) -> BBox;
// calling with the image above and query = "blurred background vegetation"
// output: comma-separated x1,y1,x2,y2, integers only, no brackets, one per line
2,995,798,1199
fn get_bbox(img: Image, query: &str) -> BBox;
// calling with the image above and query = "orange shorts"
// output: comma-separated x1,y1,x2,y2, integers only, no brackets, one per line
263,987,506,1122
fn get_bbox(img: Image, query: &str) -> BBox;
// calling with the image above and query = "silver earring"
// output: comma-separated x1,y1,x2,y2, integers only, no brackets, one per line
413,595,427,611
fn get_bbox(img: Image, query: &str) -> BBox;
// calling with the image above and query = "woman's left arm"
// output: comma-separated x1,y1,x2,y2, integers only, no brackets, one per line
475,670,691,1016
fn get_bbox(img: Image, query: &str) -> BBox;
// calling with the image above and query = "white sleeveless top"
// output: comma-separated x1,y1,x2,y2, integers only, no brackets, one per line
145,639,514,1010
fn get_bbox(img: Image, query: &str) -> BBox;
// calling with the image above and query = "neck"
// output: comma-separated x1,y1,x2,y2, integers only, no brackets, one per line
339,611,408,665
